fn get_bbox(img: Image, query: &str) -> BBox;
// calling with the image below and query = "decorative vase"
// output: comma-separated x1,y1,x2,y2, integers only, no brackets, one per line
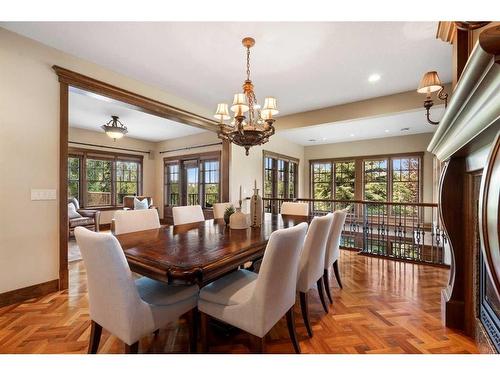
229,207,249,229
250,180,263,228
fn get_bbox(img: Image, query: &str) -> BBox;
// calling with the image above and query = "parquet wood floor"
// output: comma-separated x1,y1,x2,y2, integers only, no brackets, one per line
0,250,479,354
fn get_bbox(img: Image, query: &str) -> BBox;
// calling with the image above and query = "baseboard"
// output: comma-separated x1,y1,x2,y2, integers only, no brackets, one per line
0,279,59,308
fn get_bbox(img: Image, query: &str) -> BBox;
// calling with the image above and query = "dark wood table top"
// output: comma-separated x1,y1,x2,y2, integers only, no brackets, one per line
116,213,309,285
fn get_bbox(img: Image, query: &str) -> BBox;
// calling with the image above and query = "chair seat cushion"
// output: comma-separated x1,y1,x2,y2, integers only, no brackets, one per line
199,269,257,306
69,217,95,227
135,277,199,306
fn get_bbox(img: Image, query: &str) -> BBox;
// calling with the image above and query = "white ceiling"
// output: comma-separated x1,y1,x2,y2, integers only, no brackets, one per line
2,22,451,116
279,106,444,146
69,87,207,142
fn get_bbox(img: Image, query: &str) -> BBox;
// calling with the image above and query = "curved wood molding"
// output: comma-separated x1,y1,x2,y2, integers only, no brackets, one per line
428,26,500,161
52,66,218,132
479,131,500,300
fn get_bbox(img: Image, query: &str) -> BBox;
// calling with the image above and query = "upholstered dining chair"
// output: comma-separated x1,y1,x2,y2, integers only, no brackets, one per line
198,222,308,353
172,205,205,225
112,209,161,235
212,202,233,219
323,210,348,303
281,201,309,216
296,213,333,337
75,227,199,354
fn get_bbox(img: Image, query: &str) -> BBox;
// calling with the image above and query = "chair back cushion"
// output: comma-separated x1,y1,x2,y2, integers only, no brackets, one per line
253,222,308,334
123,196,152,210
324,210,348,266
172,205,205,225
68,202,82,219
281,202,309,216
133,197,149,210
213,202,233,219
297,214,333,292
74,227,154,344
113,209,160,235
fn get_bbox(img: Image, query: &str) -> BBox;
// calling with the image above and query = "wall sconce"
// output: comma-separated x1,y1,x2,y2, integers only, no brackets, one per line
417,71,448,125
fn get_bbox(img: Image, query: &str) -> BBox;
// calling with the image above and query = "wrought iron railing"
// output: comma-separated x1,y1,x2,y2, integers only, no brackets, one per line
263,197,447,266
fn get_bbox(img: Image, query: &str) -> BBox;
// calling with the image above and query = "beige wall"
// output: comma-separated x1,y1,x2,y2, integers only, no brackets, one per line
154,131,221,218
303,133,436,202
230,134,305,212
68,127,157,224
0,28,211,294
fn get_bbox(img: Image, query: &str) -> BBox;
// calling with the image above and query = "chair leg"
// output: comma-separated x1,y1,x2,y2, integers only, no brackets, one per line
188,307,198,353
250,334,265,353
285,308,301,354
153,329,160,337
323,269,333,304
200,311,209,353
316,278,329,313
124,341,139,354
87,320,102,354
333,260,343,289
299,292,313,338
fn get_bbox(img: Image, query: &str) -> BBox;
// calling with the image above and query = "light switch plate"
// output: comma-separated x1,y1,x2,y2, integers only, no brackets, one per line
31,189,57,201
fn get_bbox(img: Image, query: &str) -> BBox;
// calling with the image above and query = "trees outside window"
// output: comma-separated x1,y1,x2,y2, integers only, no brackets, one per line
68,156,81,201
68,149,142,208
310,154,422,208
163,152,220,209
262,151,299,213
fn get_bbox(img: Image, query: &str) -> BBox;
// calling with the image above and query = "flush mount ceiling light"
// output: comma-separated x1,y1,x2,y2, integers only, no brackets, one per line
368,74,381,83
101,115,128,141
214,37,278,156
417,71,448,125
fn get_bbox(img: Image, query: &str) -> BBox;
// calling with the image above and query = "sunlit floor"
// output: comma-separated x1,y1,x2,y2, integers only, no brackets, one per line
0,251,478,354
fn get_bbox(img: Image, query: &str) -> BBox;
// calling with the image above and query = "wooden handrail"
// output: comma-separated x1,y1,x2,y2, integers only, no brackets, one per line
261,197,438,208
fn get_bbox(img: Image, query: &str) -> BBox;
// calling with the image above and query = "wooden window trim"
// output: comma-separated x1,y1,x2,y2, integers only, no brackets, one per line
163,151,221,209
309,152,424,203
69,147,143,209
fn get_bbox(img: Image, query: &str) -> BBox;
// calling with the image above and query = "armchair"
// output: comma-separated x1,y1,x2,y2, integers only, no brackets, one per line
68,197,100,237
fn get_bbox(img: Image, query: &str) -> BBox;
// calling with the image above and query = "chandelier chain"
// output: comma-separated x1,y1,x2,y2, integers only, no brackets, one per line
246,47,251,81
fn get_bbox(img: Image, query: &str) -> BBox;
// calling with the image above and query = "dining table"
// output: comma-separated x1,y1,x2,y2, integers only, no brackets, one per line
116,213,310,286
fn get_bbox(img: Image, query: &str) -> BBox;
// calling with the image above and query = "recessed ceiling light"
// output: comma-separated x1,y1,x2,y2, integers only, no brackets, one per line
350,134,355,137
321,137,327,141
400,127,410,132
385,129,390,133
368,74,381,83
308,139,317,142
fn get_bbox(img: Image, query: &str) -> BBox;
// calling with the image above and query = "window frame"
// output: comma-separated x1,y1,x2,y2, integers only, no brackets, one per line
68,147,143,209
309,152,424,203
163,151,221,210
262,150,300,213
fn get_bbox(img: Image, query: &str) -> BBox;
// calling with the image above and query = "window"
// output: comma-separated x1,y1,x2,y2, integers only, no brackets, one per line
311,162,332,212
363,159,388,202
163,152,221,209
68,156,81,201
86,158,113,207
165,163,180,206
202,160,220,208
310,154,422,206
115,160,140,205
262,151,299,212
334,161,355,200
67,149,143,208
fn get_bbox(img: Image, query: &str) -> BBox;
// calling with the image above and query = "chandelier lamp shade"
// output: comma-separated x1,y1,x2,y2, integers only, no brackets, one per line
214,37,278,156
417,71,448,125
101,115,128,141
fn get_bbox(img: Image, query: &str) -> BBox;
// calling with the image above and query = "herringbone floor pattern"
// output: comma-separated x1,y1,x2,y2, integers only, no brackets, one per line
0,251,479,354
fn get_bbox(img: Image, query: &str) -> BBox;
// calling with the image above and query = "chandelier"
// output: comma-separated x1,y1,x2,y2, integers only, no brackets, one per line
214,37,278,155
101,115,128,141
